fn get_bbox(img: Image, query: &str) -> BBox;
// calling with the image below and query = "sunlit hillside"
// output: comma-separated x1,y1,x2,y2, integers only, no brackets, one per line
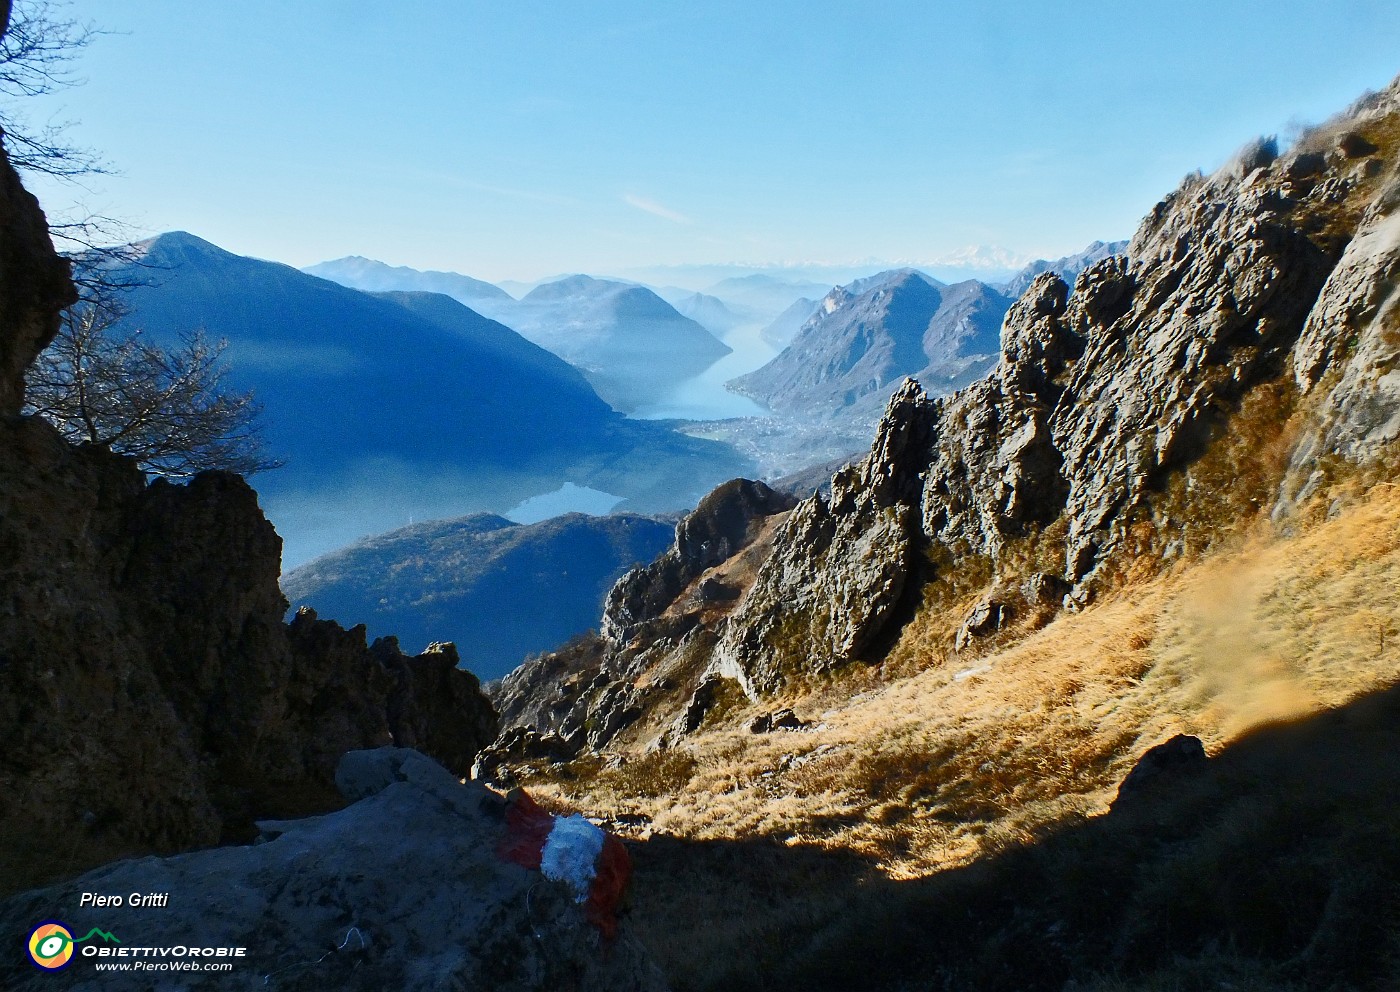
517,472,1400,989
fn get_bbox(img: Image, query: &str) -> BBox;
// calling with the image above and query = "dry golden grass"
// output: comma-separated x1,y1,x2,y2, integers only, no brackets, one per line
527,482,1400,884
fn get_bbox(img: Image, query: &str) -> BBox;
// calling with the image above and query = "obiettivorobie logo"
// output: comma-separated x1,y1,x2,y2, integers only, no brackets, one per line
25,918,248,975
26,921,120,971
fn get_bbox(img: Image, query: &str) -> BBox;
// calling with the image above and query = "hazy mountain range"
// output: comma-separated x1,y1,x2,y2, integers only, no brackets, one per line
728,268,1011,421
506,275,732,411
100,232,749,566
616,249,1036,291
665,291,749,337
302,255,513,305
1002,239,1131,299
282,511,674,679
758,296,822,348
306,261,734,413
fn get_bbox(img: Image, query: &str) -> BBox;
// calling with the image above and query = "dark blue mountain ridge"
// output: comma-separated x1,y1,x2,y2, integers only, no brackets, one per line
301,259,734,413
93,232,751,566
282,510,676,679
114,232,613,468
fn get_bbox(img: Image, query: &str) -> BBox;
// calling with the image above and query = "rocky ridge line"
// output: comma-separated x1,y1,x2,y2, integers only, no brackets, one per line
716,79,1400,694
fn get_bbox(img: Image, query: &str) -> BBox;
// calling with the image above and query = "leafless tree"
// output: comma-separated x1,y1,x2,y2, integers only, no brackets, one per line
24,285,282,478
0,0,107,180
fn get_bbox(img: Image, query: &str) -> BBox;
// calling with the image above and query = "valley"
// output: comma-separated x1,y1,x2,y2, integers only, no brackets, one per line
2,3,1399,988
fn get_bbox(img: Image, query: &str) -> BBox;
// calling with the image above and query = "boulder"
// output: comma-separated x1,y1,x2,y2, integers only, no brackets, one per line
955,598,1011,650
1339,131,1379,159
0,748,666,992
1113,734,1208,807
749,707,808,734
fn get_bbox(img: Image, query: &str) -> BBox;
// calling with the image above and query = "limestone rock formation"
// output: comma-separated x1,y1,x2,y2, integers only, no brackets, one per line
712,74,1400,695
492,478,795,752
0,748,666,992
601,478,795,645
1285,117,1400,496
713,380,935,694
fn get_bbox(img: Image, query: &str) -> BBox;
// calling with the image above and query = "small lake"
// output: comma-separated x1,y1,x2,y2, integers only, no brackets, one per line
505,482,624,524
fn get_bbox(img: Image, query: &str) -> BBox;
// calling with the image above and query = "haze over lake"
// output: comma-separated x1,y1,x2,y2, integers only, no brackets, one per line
629,321,777,421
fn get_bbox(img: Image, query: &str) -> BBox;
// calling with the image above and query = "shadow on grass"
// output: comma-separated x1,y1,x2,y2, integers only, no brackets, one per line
626,680,1400,992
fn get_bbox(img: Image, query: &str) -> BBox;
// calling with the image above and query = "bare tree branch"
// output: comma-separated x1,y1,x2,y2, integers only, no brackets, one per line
0,1,110,180
23,283,284,479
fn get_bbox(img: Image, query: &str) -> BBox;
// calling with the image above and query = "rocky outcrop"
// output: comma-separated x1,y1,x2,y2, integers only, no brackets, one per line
714,380,935,694
0,128,74,415
713,76,1400,695
0,748,665,992
472,726,578,786
601,479,795,645
488,77,1400,759
1001,238,1131,301
492,479,796,753
0,127,496,894
372,638,499,778
1284,104,1400,499
0,420,499,892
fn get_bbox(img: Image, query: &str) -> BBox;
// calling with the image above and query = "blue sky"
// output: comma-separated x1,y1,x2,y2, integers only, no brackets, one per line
19,0,1400,282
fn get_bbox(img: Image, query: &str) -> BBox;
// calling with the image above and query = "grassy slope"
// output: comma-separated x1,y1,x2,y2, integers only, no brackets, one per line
521,475,1400,990
505,102,1400,989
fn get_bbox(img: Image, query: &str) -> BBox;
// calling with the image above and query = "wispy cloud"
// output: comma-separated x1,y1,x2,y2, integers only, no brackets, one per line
622,194,691,225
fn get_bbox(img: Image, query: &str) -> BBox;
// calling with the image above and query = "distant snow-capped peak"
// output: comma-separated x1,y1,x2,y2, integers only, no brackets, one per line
930,245,1034,270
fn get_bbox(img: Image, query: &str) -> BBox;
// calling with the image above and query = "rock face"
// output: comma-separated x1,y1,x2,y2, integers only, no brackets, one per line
0,748,666,992
1285,117,1400,496
601,479,796,645
0,130,74,416
0,134,497,895
0,431,500,891
714,381,935,694
713,75,1400,695
492,479,795,752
